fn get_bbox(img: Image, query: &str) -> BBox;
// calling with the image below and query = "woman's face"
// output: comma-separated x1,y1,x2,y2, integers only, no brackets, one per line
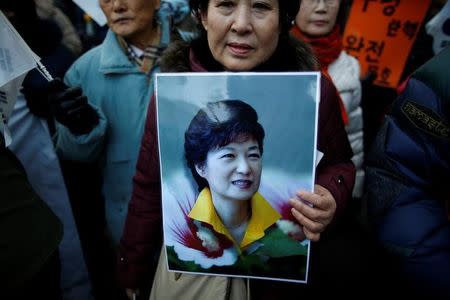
295,0,340,37
196,138,262,203
100,0,160,48
200,0,280,71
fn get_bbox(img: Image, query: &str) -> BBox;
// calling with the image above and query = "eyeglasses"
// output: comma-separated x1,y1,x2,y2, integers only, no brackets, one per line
302,0,339,8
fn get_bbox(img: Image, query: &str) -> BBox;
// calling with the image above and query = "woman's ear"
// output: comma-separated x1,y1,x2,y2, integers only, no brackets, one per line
195,164,206,178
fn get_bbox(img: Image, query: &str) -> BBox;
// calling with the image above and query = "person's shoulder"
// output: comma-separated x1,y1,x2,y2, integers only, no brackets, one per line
412,46,450,103
340,50,360,64
68,45,103,72
320,73,339,96
317,74,343,120
330,51,360,73
328,52,361,90
64,45,103,85
160,39,191,72
289,36,319,71
78,44,103,62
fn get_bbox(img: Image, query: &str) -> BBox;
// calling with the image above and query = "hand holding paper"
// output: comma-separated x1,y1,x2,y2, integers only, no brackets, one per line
48,79,99,135
289,184,337,242
21,70,53,119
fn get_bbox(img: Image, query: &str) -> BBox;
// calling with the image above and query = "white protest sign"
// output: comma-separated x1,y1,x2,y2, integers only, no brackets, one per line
0,11,41,146
0,12,38,88
72,0,107,27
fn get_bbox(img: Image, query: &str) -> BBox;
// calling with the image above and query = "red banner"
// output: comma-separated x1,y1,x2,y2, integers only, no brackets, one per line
343,0,431,88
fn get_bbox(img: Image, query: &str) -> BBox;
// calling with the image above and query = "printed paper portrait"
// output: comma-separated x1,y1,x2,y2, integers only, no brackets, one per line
156,72,320,283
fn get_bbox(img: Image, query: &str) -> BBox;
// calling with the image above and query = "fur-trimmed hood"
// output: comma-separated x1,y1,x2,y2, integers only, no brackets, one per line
160,40,193,72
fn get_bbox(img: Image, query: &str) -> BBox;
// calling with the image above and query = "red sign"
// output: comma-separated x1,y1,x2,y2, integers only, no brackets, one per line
343,0,431,88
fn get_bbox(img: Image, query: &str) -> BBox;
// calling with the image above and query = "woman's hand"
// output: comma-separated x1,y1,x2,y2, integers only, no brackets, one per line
288,184,336,242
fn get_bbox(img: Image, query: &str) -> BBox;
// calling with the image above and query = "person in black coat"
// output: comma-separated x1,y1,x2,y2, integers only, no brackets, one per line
366,46,450,297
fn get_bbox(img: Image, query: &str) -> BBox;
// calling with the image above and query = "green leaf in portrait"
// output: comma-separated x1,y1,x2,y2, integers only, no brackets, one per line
166,246,202,272
253,228,308,258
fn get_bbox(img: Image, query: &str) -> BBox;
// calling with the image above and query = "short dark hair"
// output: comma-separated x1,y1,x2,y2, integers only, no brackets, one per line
336,0,351,33
184,100,265,191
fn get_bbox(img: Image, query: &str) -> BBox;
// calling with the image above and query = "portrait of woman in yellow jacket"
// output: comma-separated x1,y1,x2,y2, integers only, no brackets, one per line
165,99,308,281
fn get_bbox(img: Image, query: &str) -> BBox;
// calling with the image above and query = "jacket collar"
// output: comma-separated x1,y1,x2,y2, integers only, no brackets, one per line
189,187,281,249
99,30,140,74
189,48,207,72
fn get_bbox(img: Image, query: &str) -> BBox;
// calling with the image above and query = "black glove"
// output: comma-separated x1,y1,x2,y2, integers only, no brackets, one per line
21,70,52,119
48,78,99,135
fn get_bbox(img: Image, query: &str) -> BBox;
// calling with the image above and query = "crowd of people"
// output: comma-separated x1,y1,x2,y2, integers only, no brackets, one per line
1,0,449,299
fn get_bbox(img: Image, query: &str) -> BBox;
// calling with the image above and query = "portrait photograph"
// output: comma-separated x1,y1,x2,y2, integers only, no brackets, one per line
156,72,320,283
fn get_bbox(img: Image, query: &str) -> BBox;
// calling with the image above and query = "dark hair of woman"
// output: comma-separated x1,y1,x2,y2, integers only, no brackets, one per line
184,100,265,191
332,0,351,33
188,0,318,72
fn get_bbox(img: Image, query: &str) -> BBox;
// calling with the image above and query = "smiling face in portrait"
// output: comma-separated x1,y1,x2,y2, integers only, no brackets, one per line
195,137,262,203
296,0,340,36
99,0,160,47
200,0,281,71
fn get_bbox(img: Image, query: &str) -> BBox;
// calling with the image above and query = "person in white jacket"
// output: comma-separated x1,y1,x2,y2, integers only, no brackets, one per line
291,0,364,199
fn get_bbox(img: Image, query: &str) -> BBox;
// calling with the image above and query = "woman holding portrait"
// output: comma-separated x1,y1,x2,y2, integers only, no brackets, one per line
117,0,355,298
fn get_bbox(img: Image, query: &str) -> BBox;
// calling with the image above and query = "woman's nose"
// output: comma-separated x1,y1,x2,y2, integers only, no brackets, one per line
112,0,127,12
231,6,252,34
315,0,328,11
236,158,251,174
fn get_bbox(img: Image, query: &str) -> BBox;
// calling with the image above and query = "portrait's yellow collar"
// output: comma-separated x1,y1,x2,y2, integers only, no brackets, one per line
189,187,281,249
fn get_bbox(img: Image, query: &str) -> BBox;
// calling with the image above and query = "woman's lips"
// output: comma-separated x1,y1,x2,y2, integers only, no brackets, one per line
114,17,131,24
228,43,253,56
311,20,328,26
232,180,253,189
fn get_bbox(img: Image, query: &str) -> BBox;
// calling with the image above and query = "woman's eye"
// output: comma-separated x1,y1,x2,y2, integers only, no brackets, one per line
217,0,234,8
249,153,261,159
220,153,235,159
253,1,272,10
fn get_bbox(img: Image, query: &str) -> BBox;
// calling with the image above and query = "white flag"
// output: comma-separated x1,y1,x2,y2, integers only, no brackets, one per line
72,0,107,26
0,73,27,147
0,12,38,88
0,11,41,147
